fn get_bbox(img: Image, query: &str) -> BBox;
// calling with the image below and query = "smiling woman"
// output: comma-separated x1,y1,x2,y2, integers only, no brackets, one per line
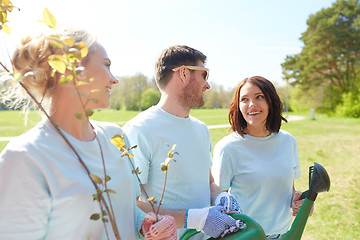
212,76,307,238
0,26,177,239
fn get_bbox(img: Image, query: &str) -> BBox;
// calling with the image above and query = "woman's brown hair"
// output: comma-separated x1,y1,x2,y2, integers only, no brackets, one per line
228,76,287,136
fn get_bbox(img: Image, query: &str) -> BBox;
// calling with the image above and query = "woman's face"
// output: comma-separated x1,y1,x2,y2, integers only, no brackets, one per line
80,43,118,110
239,82,269,132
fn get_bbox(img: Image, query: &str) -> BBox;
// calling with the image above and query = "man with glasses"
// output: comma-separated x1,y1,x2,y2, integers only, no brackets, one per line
123,45,245,239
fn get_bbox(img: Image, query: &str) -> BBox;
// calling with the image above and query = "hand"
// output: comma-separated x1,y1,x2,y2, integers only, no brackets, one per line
214,192,242,214
291,190,314,216
141,212,177,240
186,206,246,238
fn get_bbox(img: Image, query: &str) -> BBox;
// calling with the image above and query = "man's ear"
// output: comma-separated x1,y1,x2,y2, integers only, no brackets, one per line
179,66,188,84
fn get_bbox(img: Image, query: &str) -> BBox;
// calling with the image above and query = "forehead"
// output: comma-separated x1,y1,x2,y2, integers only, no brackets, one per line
196,60,205,67
240,82,262,95
89,43,108,60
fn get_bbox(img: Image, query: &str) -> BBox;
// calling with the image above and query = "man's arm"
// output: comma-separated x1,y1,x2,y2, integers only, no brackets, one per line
209,169,223,204
136,186,187,228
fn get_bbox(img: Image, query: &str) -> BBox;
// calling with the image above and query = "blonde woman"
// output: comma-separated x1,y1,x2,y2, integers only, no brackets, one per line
0,29,176,240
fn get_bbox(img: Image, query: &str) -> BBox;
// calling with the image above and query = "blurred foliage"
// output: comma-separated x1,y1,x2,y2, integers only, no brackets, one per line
203,82,235,109
282,0,360,117
0,0,16,34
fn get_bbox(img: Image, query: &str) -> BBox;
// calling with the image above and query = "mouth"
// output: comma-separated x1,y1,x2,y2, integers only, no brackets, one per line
105,87,112,94
248,111,261,116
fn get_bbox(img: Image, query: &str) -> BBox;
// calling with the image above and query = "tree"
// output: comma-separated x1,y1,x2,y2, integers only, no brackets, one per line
111,73,149,111
282,0,360,114
141,88,160,110
204,82,233,109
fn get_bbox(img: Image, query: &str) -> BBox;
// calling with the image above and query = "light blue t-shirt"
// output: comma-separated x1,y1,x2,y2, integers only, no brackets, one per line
0,119,144,240
212,130,301,235
123,106,212,239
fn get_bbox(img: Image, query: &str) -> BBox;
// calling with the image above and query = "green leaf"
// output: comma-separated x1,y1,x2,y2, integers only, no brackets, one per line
90,98,99,104
43,8,57,29
46,35,64,48
2,24,10,34
161,163,168,172
68,47,82,60
58,74,73,85
75,41,88,58
89,173,103,184
0,12,6,23
110,134,126,150
48,60,66,74
132,167,141,175
105,175,111,182
129,145,137,150
103,189,116,194
61,36,75,47
92,193,98,201
86,109,93,117
75,112,83,119
74,66,84,75
90,213,100,221
90,89,100,93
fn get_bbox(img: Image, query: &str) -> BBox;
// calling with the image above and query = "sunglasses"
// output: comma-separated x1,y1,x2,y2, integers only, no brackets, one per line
172,65,209,81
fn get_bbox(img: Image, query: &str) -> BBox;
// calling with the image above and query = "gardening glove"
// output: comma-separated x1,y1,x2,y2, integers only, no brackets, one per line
214,192,242,214
185,206,246,238
291,190,314,216
141,212,177,240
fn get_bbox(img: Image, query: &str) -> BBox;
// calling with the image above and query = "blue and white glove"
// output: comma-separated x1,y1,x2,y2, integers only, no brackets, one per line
214,192,242,214
185,206,244,238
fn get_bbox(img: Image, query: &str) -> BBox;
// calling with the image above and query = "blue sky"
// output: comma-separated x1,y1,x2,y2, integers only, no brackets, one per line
1,0,336,89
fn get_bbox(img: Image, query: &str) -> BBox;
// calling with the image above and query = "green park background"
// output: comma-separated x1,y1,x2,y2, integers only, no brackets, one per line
1,0,360,239
0,109,359,239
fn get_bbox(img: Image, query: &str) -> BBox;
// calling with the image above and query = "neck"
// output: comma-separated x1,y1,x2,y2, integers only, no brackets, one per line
50,90,95,141
245,125,271,138
157,94,190,118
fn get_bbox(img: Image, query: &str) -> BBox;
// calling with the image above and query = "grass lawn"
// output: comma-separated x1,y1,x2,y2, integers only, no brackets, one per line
0,109,359,239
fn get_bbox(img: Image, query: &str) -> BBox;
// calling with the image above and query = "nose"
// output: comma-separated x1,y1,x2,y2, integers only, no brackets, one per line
110,73,118,85
249,99,255,107
205,82,211,90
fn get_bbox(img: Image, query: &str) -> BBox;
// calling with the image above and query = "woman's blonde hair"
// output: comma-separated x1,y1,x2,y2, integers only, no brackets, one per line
1,27,97,113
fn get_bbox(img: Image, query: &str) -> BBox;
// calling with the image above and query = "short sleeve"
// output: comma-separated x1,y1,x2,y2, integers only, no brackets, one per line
0,147,51,239
123,132,143,197
123,123,152,184
292,138,301,179
212,140,233,191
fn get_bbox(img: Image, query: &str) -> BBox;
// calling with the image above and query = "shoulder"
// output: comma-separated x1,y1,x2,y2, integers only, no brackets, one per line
4,119,56,152
277,129,297,142
188,115,206,126
91,120,122,132
188,115,209,134
90,120,126,142
123,107,158,130
0,120,60,169
214,132,241,152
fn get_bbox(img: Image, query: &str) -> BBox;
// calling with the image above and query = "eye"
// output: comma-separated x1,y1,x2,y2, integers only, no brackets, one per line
240,97,248,102
104,59,111,69
202,72,208,80
257,95,264,99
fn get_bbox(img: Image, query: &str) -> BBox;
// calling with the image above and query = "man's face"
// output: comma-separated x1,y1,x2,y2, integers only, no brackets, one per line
180,61,210,109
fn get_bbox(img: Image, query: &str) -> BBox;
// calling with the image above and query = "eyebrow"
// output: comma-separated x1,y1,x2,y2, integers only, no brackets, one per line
240,91,263,97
